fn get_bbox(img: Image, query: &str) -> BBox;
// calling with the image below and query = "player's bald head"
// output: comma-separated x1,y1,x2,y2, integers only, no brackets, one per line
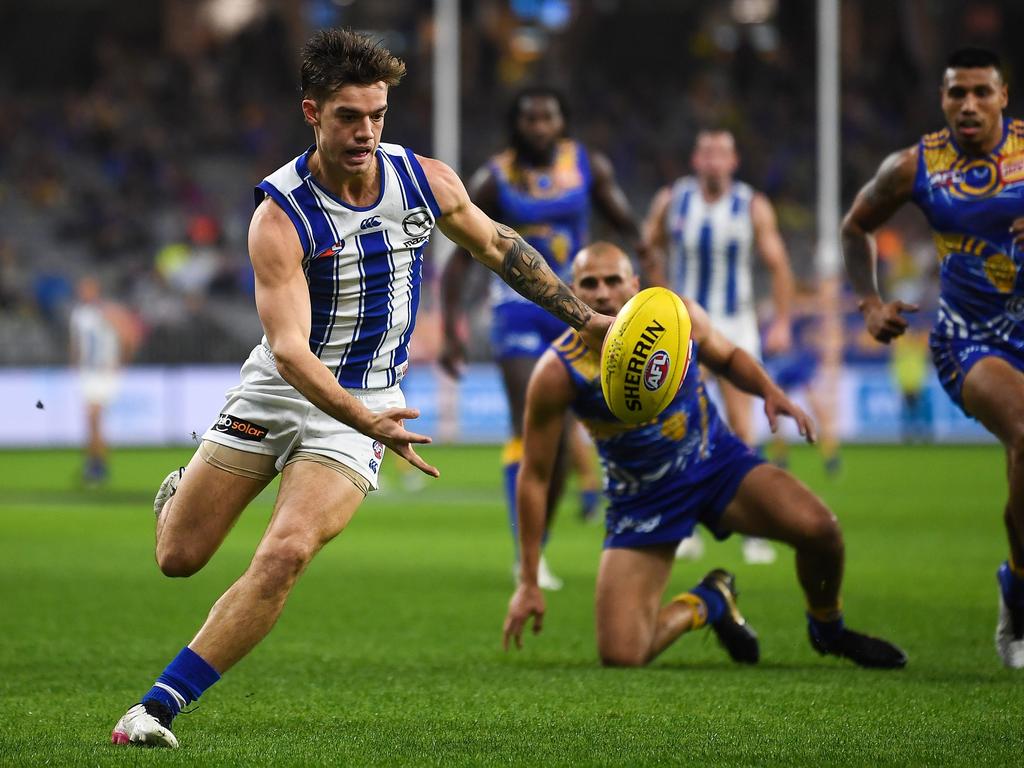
572,242,633,279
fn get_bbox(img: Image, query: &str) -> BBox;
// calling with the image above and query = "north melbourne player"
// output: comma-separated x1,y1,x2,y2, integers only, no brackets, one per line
842,48,1024,668
111,28,613,748
502,243,906,670
644,128,796,564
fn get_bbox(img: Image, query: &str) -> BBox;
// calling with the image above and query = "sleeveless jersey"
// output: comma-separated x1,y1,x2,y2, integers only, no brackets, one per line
70,303,119,371
488,139,592,306
664,177,755,320
912,119,1024,348
256,143,440,389
551,329,733,514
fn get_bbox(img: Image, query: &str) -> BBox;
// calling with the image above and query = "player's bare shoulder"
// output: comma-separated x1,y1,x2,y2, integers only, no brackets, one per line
248,197,304,270
413,155,469,217
867,145,919,205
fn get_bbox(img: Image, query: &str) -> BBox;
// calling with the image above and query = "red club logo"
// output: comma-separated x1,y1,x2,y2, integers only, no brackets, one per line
643,350,670,392
372,441,384,460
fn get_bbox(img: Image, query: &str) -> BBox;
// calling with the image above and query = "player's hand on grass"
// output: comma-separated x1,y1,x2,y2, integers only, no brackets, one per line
859,296,918,344
367,407,440,477
764,388,817,444
578,312,616,353
1011,217,1024,250
763,318,793,355
439,333,466,380
503,583,546,651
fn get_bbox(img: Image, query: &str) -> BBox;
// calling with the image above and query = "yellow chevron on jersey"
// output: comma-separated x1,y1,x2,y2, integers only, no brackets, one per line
553,329,600,380
493,140,587,199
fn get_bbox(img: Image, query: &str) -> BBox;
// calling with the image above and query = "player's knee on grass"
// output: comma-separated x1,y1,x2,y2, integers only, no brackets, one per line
598,642,650,668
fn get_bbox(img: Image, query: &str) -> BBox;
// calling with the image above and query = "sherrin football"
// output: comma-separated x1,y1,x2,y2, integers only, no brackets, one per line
600,287,693,424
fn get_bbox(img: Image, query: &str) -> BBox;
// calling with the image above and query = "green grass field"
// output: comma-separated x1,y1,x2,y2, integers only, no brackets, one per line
0,444,1021,766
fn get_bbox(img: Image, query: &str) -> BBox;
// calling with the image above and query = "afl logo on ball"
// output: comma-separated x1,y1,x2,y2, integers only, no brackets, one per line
643,350,670,392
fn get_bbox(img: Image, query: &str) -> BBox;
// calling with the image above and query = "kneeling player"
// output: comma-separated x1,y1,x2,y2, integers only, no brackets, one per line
502,243,906,668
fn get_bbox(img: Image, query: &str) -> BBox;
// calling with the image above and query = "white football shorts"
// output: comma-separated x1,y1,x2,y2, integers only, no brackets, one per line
709,311,761,361
201,344,401,491
80,370,120,406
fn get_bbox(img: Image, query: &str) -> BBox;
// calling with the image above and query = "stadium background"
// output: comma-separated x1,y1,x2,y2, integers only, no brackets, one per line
2,3,1022,766
1,0,1016,447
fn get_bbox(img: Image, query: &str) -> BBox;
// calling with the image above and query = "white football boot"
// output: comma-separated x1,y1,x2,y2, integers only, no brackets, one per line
995,593,1024,669
674,533,705,561
512,555,564,591
742,536,778,565
153,468,184,518
111,703,178,748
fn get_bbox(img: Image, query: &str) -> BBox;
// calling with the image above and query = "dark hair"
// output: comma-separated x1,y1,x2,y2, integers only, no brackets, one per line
300,28,406,102
947,47,1003,78
506,86,570,138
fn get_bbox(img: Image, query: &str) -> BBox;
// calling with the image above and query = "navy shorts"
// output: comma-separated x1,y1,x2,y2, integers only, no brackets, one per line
930,334,1024,414
767,350,819,391
491,301,568,360
603,434,765,550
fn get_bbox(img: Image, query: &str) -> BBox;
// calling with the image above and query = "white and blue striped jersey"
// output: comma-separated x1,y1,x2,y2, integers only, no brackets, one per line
70,303,120,371
664,177,756,321
256,142,440,389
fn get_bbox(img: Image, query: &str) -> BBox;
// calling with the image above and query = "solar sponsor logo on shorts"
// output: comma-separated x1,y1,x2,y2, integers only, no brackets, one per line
643,350,671,392
214,413,269,442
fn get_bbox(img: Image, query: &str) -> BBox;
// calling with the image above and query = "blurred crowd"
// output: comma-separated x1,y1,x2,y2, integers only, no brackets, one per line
0,0,1019,365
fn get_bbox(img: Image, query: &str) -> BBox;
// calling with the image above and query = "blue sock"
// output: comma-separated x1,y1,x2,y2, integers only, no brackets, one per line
689,584,726,625
142,646,221,718
807,613,845,647
503,459,520,558
998,561,1024,606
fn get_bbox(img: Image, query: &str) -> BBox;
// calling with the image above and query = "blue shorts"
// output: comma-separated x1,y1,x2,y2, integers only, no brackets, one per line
491,302,568,360
767,350,819,391
930,334,1024,413
603,434,765,550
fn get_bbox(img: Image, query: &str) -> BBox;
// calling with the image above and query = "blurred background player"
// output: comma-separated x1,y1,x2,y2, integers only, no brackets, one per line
68,276,136,484
440,87,648,588
503,243,907,670
765,285,842,474
842,47,1024,667
643,128,796,564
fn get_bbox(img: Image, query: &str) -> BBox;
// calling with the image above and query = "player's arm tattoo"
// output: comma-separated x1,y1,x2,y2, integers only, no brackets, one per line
495,224,593,330
841,148,915,300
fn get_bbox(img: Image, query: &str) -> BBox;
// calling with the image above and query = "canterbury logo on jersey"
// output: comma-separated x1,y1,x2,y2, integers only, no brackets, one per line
316,241,346,259
360,216,382,230
214,413,269,442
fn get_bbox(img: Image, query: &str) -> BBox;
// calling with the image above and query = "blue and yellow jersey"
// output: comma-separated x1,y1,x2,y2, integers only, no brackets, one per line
551,329,733,516
489,140,592,305
912,118,1024,347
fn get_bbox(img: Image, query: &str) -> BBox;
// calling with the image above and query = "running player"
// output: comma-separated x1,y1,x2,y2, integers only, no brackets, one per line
110,29,614,749
644,128,796,564
502,243,906,669
842,47,1024,668
439,88,648,587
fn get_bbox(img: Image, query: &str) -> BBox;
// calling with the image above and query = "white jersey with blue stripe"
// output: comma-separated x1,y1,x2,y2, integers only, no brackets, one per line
664,177,755,321
70,303,119,371
256,142,440,389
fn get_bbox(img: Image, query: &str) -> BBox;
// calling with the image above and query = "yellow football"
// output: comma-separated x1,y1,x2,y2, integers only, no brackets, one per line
600,287,693,424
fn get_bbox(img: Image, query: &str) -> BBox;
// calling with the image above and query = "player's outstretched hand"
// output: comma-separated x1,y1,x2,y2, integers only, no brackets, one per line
764,387,817,445
1011,217,1024,250
578,312,615,353
503,583,546,651
439,333,466,380
368,407,440,477
859,297,918,343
